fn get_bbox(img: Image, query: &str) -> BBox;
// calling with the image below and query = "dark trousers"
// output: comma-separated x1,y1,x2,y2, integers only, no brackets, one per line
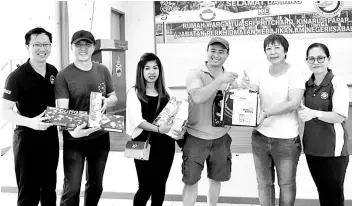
306,154,349,206
133,137,175,206
60,133,110,206
13,128,59,206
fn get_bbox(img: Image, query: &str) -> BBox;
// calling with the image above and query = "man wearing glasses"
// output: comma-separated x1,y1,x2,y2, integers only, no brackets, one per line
1,27,59,206
55,30,117,206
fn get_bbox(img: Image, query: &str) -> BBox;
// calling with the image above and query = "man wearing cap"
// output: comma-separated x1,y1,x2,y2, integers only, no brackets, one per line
55,30,117,206
182,37,239,206
1,27,59,206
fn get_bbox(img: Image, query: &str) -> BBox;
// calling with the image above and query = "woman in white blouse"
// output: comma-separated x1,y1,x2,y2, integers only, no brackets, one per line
126,53,182,206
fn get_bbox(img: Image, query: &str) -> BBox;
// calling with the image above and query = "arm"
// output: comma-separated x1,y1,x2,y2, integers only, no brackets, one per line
265,68,305,116
299,77,348,124
187,69,238,104
0,99,51,130
101,64,118,111
101,92,118,113
126,88,170,138
266,88,304,116
189,78,223,104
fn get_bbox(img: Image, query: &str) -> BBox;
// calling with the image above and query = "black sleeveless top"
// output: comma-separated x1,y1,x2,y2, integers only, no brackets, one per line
134,95,175,154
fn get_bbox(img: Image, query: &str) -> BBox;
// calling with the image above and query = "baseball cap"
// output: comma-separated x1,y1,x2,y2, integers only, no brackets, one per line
71,30,96,44
208,37,229,50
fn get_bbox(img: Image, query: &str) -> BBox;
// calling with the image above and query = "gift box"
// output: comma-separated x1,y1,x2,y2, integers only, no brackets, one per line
44,107,124,132
43,107,88,129
99,113,124,132
153,97,182,126
166,100,188,140
89,92,103,128
212,89,260,127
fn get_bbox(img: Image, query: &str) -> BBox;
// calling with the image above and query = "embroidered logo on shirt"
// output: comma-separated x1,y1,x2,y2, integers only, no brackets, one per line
98,83,106,94
50,75,55,84
3,89,11,95
320,91,329,99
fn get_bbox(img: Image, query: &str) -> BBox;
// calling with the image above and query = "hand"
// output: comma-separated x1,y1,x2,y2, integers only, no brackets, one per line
28,111,53,130
68,122,101,138
171,126,186,139
241,70,250,89
101,96,108,114
257,110,269,125
298,104,316,122
219,72,239,85
158,123,172,134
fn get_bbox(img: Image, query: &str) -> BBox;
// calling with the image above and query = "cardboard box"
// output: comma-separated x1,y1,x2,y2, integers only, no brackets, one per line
44,107,88,129
166,100,188,140
44,107,124,132
153,97,182,126
89,92,103,128
99,114,124,132
212,89,260,127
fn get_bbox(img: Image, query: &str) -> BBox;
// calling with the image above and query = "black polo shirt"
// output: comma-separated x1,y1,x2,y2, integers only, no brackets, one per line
303,69,351,157
2,59,58,136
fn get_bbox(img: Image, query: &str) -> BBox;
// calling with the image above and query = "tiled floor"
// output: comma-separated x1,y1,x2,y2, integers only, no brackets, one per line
2,150,352,206
0,192,260,206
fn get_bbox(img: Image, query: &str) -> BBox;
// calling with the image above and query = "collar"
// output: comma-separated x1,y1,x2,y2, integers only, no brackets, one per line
200,61,226,78
24,58,36,74
307,69,334,87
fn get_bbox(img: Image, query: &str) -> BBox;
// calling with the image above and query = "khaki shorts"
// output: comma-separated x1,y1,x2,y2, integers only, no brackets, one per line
181,133,232,185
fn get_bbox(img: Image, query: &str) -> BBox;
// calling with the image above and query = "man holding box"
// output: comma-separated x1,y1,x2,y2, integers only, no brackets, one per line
1,27,59,206
55,30,117,206
182,37,239,206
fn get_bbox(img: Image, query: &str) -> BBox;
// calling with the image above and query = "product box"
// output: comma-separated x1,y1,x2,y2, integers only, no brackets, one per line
166,100,188,140
212,89,260,127
89,92,103,128
44,107,124,132
99,114,124,132
44,107,88,129
153,97,182,126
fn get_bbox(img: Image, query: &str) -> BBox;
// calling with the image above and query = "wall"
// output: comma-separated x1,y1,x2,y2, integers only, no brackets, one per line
116,1,156,91
0,2,59,68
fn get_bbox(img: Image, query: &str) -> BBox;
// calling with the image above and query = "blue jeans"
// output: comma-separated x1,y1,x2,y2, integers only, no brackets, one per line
60,133,110,206
251,130,301,206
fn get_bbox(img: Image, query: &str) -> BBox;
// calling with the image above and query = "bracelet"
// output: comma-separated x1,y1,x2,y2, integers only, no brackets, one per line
157,126,160,133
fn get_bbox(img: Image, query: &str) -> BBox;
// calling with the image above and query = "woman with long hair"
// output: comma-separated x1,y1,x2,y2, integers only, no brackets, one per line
298,43,350,206
126,53,181,206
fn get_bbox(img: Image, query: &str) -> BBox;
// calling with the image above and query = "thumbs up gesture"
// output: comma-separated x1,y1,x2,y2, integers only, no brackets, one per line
241,70,250,89
298,102,317,122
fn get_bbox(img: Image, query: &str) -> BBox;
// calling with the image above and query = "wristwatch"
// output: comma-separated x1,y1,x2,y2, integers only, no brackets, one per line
316,111,323,119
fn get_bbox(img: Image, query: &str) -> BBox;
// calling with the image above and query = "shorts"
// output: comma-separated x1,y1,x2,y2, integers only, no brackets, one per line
182,132,232,185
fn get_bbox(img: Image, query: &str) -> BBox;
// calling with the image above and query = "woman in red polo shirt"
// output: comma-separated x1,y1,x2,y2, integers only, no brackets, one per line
298,43,351,206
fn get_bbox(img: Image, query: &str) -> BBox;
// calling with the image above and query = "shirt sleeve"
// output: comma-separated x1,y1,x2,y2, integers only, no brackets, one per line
103,65,114,95
332,76,349,118
2,72,18,102
186,68,203,93
54,72,70,99
288,67,305,90
126,87,145,138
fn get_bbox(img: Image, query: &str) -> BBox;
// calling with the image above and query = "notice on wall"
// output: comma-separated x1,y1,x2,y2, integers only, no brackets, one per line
155,1,352,43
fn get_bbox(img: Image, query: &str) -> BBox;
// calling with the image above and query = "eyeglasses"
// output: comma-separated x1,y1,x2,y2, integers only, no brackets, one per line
306,56,327,64
30,43,51,48
74,43,93,48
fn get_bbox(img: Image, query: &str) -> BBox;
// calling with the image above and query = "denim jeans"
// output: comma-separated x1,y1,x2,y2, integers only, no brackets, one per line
60,133,110,206
251,130,301,206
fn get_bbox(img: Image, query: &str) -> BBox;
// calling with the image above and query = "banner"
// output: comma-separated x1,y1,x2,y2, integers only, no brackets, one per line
155,1,352,43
